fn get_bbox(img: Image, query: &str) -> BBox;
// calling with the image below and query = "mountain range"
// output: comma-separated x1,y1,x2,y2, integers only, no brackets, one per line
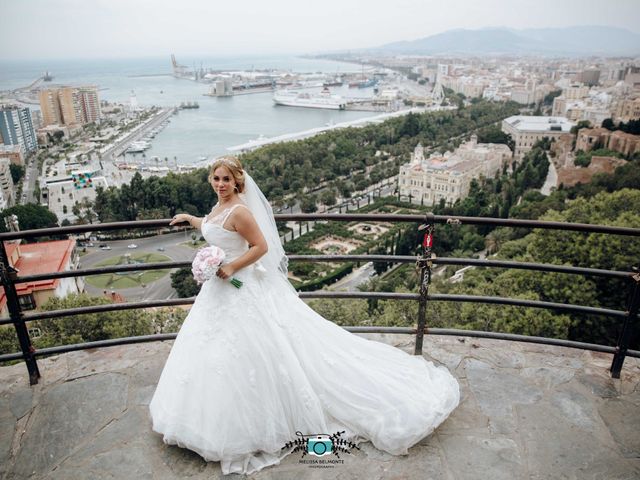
367,26,640,57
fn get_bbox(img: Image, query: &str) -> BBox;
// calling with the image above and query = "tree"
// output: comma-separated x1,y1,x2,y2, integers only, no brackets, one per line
320,189,337,207
601,118,616,131
477,127,515,152
507,189,640,345
171,268,201,298
299,194,318,213
0,204,59,233
306,298,370,326
543,89,562,106
32,293,153,348
9,164,25,184
570,120,591,135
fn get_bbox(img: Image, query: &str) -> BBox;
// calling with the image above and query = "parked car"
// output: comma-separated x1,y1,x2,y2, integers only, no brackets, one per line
127,244,138,249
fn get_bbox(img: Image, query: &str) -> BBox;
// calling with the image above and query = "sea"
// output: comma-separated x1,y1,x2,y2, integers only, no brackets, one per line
0,55,379,164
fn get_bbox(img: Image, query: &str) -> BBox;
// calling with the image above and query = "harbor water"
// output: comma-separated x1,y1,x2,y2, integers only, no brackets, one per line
0,56,380,163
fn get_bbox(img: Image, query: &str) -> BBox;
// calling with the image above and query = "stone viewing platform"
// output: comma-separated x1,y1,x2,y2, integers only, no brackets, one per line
1,334,639,479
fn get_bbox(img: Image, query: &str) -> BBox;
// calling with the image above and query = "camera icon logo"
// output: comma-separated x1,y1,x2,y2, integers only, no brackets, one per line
307,435,333,457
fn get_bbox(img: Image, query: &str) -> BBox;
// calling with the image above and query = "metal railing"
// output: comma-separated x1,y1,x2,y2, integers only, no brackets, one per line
0,213,638,386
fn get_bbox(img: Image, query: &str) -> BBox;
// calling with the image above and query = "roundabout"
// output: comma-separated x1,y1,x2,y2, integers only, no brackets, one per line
84,251,173,289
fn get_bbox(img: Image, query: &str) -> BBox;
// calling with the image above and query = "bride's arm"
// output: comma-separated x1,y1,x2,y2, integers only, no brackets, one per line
216,208,268,279
169,213,203,229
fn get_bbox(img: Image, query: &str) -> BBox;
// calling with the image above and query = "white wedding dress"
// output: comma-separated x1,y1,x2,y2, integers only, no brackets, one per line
149,204,460,475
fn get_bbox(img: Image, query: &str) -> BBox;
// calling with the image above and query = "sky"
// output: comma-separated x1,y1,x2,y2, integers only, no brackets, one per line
1,0,639,60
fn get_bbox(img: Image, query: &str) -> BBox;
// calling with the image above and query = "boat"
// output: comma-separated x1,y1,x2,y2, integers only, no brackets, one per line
43,71,54,82
323,79,343,87
273,87,347,110
126,141,151,153
358,78,378,89
179,101,200,109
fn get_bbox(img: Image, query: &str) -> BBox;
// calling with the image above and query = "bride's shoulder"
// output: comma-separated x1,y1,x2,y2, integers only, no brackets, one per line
230,203,253,218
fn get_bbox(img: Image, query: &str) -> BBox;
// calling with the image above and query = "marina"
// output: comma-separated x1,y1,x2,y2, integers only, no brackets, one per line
0,56,434,163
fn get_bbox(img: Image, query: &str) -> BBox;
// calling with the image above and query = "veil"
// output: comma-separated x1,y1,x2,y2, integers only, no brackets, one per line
239,172,297,295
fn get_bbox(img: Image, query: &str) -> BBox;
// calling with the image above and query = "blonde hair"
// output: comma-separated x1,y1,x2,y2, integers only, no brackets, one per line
209,155,245,193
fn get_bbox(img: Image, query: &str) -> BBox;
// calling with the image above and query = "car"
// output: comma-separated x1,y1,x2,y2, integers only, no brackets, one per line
100,245,111,250
127,244,138,249
156,247,165,252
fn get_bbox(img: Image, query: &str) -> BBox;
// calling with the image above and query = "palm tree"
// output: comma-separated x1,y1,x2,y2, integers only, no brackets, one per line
485,228,511,255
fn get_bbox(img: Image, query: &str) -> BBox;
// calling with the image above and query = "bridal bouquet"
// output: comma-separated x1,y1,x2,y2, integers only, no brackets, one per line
191,245,243,288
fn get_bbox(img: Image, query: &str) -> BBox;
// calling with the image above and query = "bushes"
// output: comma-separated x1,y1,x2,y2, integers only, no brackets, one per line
296,263,354,292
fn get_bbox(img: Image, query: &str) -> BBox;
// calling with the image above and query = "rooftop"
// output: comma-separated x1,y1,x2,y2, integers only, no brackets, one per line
1,334,638,479
0,239,76,311
503,115,574,133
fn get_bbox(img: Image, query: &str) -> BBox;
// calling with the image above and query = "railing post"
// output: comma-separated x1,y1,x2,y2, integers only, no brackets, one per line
610,268,640,379
414,213,434,356
0,242,40,385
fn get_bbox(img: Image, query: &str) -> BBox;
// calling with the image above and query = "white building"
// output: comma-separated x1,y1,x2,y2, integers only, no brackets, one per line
398,137,512,206
502,116,574,159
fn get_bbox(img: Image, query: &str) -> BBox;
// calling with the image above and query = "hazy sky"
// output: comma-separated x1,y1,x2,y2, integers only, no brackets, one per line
1,0,639,60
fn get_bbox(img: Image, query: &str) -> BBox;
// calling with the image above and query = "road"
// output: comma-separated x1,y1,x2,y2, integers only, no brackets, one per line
328,261,375,292
79,230,197,302
20,156,40,204
540,155,558,196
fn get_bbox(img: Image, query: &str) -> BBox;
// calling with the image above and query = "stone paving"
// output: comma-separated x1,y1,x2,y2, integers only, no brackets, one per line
1,334,639,479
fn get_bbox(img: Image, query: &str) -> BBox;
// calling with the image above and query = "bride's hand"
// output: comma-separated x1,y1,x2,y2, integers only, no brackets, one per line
169,214,191,226
216,264,236,280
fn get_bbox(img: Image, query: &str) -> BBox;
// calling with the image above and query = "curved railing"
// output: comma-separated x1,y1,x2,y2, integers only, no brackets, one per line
0,213,638,385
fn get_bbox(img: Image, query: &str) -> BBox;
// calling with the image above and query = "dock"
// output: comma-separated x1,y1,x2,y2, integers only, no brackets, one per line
99,107,176,161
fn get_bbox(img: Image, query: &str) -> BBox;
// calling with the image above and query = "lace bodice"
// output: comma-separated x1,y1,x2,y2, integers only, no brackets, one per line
201,203,250,263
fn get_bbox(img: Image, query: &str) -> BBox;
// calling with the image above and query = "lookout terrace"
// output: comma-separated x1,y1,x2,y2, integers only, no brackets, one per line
0,335,639,479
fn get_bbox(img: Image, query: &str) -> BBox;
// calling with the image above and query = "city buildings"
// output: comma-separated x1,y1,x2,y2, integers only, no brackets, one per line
40,165,108,223
0,239,83,317
39,86,101,127
0,105,38,154
0,145,25,166
614,96,640,122
398,137,512,206
502,115,575,159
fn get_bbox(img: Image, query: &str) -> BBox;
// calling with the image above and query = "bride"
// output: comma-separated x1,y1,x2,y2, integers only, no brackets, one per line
149,155,460,475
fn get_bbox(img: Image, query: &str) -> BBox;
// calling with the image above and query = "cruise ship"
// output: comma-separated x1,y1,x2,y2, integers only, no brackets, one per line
273,87,347,110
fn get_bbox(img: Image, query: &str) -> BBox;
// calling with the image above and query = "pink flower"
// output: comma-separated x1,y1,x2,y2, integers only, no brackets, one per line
191,246,226,284
191,245,243,288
